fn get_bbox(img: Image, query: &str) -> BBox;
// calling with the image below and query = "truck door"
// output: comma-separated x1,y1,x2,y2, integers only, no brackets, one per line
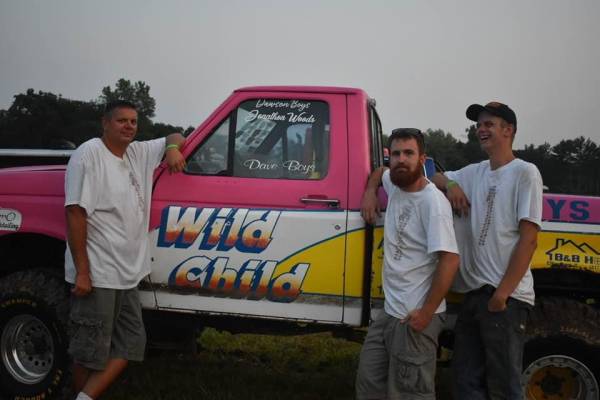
149,92,349,324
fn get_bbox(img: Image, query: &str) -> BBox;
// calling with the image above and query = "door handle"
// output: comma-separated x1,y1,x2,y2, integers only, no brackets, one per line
300,197,340,208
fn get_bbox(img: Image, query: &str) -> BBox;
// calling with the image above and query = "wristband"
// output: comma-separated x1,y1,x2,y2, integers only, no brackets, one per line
446,180,458,190
165,144,180,151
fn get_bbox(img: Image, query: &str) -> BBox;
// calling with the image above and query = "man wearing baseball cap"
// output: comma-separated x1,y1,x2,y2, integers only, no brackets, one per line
431,102,543,399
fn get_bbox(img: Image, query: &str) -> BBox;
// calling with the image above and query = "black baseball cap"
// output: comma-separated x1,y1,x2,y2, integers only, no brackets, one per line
466,102,517,129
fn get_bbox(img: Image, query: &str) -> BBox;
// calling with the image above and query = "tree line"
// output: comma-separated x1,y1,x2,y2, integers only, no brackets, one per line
422,128,600,196
0,79,598,195
0,78,194,149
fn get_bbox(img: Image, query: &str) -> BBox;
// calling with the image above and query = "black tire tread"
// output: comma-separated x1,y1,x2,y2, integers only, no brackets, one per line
0,269,69,324
527,297,600,347
0,269,70,400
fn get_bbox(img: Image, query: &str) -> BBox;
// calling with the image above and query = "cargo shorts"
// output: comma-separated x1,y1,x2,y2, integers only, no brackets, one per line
68,287,146,370
356,312,444,400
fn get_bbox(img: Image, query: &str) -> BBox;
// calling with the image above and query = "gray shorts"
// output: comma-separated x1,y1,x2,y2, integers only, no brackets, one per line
68,287,146,370
356,312,444,400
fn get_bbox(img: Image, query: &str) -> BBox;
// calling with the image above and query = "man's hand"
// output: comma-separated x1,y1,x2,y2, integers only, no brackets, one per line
447,184,470,217
360,167,386,224
488,291,508,312
72,273,92,297
360,189,380,225
165,132,186,173
165,147,186,173
492,220,539,313
407,308,434,332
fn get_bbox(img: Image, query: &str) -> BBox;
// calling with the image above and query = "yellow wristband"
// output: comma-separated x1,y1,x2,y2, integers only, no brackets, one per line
446,180,458,190
165,144,179,151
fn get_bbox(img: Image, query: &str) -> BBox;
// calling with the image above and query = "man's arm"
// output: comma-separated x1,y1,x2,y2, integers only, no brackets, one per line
408,251,459,331
66,205,92,297
164,133,186,173
488,220,539,312
431,172,470,217
360,166,386,225
430,172,450,191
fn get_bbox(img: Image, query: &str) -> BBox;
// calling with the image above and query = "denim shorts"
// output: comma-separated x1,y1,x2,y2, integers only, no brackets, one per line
68,287,146,370
356,312,444,400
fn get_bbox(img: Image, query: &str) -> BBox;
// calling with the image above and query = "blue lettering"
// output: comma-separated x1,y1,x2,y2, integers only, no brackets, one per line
547,199,566,220
235,210,281,253
157,206,279,254
167,256,303,301
157,207,215,249
569,201,590,221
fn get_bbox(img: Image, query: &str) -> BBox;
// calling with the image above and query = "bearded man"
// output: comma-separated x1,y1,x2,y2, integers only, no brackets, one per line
356,128,459,400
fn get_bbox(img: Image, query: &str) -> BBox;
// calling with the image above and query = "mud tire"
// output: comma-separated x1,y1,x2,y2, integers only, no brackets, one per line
0,270,70,400
523,297,600,400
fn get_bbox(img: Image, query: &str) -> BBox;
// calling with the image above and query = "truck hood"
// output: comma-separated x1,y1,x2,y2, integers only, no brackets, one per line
0,165,67,196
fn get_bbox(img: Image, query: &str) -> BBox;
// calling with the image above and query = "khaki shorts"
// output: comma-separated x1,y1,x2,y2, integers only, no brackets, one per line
356,312,444,400
68,287,146,370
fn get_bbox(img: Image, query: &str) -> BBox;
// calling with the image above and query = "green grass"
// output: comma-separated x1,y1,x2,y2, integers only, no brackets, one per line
104,328,362,400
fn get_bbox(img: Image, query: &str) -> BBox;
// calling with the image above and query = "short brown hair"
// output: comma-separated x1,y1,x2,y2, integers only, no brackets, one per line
388,128,425,154
103,100,137,119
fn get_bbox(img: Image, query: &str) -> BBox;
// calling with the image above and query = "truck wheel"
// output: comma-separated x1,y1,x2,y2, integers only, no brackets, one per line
523,298,600,400
0,270,70,400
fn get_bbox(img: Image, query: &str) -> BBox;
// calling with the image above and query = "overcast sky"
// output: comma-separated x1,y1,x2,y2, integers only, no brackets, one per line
1,0,599,148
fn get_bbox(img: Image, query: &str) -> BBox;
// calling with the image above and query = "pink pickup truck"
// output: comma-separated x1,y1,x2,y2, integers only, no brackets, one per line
0,86,598,400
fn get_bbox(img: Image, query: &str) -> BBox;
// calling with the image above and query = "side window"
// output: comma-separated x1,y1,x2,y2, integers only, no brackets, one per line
368,102,384,169
187,118,229,174
187,99,330,180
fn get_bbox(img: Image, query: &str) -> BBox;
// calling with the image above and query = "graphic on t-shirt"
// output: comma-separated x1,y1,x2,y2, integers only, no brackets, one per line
128,168,145,213
478,186,497,246
393,205,412,260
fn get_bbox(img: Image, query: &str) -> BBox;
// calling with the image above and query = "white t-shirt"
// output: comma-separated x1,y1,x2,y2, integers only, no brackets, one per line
64,137,166,289
381,170,459,319
445,158,543,305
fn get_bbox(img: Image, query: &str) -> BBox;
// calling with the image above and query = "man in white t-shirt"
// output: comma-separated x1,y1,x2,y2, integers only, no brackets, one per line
65,100,186,400
431,102,543,400
357,128,459,399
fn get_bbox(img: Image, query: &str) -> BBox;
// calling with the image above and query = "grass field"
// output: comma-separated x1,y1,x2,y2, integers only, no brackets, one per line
103,328,452,399
104,328,362,400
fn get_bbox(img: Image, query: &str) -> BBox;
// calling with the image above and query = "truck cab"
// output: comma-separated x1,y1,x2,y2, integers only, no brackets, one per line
143,86,383,326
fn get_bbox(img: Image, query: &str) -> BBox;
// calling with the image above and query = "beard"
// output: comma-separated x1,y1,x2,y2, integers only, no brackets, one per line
390,163,423,188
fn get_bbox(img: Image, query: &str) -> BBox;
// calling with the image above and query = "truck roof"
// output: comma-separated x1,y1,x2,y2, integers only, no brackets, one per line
235,86,368,96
